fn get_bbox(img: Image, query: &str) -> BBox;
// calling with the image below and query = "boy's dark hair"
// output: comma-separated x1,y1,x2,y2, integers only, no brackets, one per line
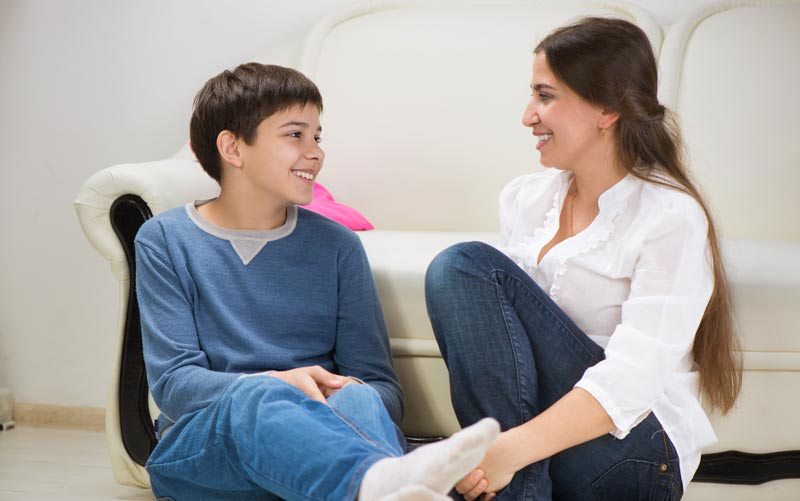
189,63,323,182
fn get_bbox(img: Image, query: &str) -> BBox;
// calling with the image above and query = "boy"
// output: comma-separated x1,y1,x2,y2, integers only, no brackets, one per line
135,63,499,500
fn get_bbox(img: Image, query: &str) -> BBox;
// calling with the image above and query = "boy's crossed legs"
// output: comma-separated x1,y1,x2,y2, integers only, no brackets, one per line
147,376,499,501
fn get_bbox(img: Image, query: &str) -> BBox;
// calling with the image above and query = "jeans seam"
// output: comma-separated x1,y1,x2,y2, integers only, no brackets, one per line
493,275,530,426
660,429,670,463
328,405,395,456
146,440,224,468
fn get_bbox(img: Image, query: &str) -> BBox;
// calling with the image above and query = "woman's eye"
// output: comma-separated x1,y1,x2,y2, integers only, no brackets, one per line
539,93,552,102
314,136,322,144
288,131,302,138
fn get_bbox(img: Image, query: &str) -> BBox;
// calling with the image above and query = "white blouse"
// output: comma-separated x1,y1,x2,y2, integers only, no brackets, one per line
499,168,717,488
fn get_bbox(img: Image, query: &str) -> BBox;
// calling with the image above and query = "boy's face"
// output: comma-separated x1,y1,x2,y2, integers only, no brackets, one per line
237,104,323,207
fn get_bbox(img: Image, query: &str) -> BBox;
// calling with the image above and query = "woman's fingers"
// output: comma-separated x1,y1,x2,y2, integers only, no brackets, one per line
463,478,489,501
455,469,485,495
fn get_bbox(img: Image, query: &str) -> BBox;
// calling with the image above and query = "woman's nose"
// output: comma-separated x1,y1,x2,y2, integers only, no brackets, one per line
522,100,539,127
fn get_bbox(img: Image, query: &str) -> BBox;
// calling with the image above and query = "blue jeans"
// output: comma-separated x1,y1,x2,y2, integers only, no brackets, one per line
425,242,683,501
146,376,405,501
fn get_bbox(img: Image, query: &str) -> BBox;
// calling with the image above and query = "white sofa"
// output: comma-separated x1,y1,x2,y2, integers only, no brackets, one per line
74,1,800,498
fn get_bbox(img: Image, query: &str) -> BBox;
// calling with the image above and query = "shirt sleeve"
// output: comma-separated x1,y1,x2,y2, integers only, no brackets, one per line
331,235,405,424
498,175,528,247
574,196,714,438
135,225,240,422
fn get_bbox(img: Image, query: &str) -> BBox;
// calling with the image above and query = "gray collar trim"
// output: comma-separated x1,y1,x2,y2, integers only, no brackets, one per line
185,200,298,265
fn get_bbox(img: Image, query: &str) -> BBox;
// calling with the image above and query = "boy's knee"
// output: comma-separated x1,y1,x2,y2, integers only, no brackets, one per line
336,381,380,402
328,382,384,414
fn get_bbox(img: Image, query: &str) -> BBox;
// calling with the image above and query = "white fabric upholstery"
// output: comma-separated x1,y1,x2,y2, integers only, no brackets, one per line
74,0,800,495
659,1,800,240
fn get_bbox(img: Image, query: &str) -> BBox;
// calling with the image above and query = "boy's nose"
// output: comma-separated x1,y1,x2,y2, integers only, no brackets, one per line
306,143,324,161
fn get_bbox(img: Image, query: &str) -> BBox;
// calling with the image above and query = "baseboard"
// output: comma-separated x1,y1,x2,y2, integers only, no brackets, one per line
14,403,105,432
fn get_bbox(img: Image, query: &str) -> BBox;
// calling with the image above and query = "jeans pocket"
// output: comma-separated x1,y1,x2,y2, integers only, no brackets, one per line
592,459,677,501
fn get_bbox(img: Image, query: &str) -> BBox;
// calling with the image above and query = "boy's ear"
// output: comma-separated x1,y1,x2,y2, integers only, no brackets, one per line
598,108,620,130
217,130,244,169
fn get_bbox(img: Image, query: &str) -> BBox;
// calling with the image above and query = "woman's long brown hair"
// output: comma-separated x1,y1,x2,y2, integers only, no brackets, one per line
536,17,742,413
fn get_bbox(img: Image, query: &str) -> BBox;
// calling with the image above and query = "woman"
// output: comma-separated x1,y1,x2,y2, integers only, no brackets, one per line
425,17,741,501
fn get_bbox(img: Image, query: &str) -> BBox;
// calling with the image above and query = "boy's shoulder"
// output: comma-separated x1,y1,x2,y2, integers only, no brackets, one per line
296,207,362,247
136,205,191,245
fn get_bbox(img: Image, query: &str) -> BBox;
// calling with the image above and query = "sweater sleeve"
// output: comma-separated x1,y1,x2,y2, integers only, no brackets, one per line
574,197,713,438
331,236,404,424
135,225,240,422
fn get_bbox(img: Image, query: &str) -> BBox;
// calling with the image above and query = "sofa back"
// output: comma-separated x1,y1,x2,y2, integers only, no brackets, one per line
658,1,800,241
299,1,661,231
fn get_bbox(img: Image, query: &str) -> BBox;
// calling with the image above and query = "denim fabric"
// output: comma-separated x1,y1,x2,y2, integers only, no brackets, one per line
425,242,682,501
146,376,404,501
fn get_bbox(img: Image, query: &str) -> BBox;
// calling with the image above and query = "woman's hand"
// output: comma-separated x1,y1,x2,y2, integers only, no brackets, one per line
455,430,522,500
269,365,353,403
455,469,489,501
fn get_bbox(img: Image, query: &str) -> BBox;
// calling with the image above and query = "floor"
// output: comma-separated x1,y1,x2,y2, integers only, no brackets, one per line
0,426,153,501
1,426,799,500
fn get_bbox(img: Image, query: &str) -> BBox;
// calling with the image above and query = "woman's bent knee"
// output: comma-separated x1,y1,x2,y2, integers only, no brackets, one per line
426,241,496,293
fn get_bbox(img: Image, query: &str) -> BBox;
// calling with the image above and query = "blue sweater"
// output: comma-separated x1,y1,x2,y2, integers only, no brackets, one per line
134,203,404,426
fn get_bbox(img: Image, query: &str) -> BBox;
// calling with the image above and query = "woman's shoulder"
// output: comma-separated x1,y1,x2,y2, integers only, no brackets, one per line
637,178,708,232
500,168,567,204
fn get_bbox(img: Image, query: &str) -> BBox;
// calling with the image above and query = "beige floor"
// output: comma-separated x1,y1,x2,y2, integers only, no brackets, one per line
1,425,799,500
0,426,153,501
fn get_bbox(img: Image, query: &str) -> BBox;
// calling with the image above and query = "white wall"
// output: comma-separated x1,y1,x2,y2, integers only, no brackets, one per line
0,0,716,408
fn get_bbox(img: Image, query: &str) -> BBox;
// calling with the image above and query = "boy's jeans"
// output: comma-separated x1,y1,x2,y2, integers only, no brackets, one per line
146,377,404,501
425,242,683,501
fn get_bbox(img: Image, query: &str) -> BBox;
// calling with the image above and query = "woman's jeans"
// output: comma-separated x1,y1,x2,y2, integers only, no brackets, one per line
146,376,404,501
425,242,682,501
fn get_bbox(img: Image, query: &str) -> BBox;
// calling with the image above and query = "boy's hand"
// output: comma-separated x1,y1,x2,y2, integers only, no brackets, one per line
269,365,352,403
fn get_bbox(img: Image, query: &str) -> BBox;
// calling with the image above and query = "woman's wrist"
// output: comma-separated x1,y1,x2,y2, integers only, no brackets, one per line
500,426,539,473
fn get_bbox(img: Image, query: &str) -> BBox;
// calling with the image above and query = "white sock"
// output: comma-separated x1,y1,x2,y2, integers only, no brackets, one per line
358,417,500,501
377,485,452,501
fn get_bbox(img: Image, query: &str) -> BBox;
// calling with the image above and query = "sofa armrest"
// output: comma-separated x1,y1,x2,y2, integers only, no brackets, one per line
74,151,219,280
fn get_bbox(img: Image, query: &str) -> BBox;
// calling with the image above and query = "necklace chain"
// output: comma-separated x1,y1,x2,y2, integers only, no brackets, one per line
568,186,577,237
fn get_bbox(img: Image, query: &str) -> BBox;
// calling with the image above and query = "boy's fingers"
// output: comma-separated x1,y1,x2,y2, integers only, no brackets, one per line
301,377,328,403
307,365,347,388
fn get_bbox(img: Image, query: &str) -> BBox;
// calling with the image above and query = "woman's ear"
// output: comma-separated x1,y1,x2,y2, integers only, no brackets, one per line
598,109,621,131
217,130,243,169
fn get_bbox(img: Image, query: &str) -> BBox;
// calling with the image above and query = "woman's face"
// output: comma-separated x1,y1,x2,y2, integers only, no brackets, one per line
522,52,607,172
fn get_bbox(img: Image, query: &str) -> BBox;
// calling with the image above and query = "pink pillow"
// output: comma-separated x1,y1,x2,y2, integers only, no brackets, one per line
301,183,374,231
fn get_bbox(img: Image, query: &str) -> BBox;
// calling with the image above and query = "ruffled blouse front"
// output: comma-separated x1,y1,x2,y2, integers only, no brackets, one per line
498,168,717,490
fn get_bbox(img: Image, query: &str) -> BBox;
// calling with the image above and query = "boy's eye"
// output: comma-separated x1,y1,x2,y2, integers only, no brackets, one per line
288,131,302,138
314,136,322,144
